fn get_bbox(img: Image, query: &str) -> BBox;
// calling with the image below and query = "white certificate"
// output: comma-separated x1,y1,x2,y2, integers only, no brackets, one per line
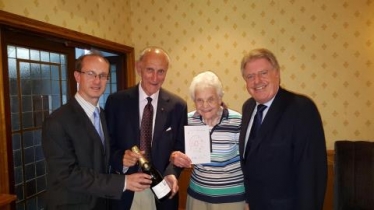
184,125,211,164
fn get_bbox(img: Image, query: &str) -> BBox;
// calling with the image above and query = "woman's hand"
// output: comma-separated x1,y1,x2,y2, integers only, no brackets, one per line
164,174,179,198
169,151,192,168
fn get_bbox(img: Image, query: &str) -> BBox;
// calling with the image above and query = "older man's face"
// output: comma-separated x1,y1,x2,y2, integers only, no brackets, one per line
242,58,280,104
137,51,169,96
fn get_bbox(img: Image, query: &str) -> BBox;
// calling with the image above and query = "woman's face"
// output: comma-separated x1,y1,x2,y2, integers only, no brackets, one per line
194,86,222,122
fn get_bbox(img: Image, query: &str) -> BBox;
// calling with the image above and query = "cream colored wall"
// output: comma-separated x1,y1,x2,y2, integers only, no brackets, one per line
0,0,133,46
130,0,374,149
1,0,373,149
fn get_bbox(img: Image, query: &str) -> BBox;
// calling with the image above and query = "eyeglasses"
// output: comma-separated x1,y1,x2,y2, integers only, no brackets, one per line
79,71,110,81
195,97,217,106
244,70,270,82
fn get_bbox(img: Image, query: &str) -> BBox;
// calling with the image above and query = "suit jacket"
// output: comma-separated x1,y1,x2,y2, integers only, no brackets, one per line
239,87,327,210
42,97,125,210
105,84,188,210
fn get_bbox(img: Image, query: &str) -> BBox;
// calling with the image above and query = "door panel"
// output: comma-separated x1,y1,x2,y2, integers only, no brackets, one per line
2,28,127,210
9,47,69,210
2,28,75,210
0,12,134,210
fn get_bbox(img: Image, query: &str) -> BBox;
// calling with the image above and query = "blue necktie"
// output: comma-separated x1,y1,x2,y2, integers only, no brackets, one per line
244,104,267,159
93,107,104,146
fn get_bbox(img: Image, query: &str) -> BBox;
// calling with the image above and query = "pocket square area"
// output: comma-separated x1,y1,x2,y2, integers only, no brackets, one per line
166,127,172,131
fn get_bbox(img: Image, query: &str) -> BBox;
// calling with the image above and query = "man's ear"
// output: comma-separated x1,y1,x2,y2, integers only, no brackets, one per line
135,61,141,75
74,71,80,83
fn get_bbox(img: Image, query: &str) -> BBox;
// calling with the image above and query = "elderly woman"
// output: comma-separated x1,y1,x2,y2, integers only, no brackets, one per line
172,71,245,210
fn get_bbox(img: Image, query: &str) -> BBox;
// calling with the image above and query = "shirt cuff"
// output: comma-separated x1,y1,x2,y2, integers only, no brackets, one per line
122,166,129,174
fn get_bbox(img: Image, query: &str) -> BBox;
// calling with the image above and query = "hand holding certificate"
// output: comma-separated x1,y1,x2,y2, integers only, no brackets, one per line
184,125,211,164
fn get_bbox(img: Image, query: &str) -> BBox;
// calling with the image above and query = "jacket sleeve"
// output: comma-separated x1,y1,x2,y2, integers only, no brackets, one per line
105,94,127,174
294,99,327,210
164,99,188,177
42,115,125,199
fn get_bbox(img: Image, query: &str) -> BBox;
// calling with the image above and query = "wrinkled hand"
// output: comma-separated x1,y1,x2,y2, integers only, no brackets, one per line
125,173,152,192
123,149,142,167
164,174,179,198
245,203,250,210
169,151,192,168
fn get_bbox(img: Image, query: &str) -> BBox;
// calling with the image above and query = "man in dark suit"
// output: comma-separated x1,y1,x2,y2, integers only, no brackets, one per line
239,48,327,210
42,53,151,210
105,47,188,210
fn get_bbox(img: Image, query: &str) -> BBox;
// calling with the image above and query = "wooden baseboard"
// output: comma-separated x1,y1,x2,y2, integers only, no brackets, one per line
0,194,16,210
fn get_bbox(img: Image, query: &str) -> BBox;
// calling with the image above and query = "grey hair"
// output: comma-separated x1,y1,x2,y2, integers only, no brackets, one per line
189,71,224,101
240,48,280,76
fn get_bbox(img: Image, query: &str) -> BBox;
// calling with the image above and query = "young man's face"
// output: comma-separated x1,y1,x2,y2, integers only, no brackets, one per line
74,55,109,105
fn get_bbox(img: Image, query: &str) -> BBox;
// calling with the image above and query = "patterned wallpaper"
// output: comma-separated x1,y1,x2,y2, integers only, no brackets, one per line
130,0,374,150
0,0,133,45
1,0,374,149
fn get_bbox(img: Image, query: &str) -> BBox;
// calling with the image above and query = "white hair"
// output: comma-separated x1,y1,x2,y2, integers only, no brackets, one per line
189,71,224,100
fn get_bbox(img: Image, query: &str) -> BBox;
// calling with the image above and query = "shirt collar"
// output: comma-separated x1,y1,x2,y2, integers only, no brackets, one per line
138,82,160,102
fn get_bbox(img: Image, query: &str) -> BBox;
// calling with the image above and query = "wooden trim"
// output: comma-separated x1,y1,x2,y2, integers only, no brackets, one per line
0,10,135,202
0,194,16,207
178,168,192,210
0,10,135,87
324,150,334,210
327,149,335,156
327,149,334,165
0,29,10,197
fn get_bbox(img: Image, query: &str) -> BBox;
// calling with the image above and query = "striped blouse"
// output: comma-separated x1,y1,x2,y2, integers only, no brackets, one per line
187,108,245,203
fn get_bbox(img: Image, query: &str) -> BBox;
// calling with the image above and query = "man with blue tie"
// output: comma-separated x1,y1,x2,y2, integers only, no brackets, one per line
42,53,151,210
239,48,327,210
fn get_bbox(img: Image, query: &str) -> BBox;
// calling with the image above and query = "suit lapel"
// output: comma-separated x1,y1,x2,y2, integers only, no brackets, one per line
249,88,290,155
100,108,109,158
71,98,106,153
152,89,169,147
239,100,256,157
129,86,141,145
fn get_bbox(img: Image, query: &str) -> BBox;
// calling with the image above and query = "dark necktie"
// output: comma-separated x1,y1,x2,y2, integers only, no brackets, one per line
93,107,104,146
140,97,153,160
244,104,267,159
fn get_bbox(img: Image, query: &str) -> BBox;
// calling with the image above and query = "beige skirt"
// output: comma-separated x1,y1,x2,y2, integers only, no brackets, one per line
130,189,156,210
186,195,245,210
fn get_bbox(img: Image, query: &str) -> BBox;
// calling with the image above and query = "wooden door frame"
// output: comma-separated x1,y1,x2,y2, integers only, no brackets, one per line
0,10,135,198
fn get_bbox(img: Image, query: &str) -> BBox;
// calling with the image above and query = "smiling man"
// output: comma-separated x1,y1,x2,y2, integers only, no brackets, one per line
105,47,188,210
42,53,151,210
239,48,327,210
